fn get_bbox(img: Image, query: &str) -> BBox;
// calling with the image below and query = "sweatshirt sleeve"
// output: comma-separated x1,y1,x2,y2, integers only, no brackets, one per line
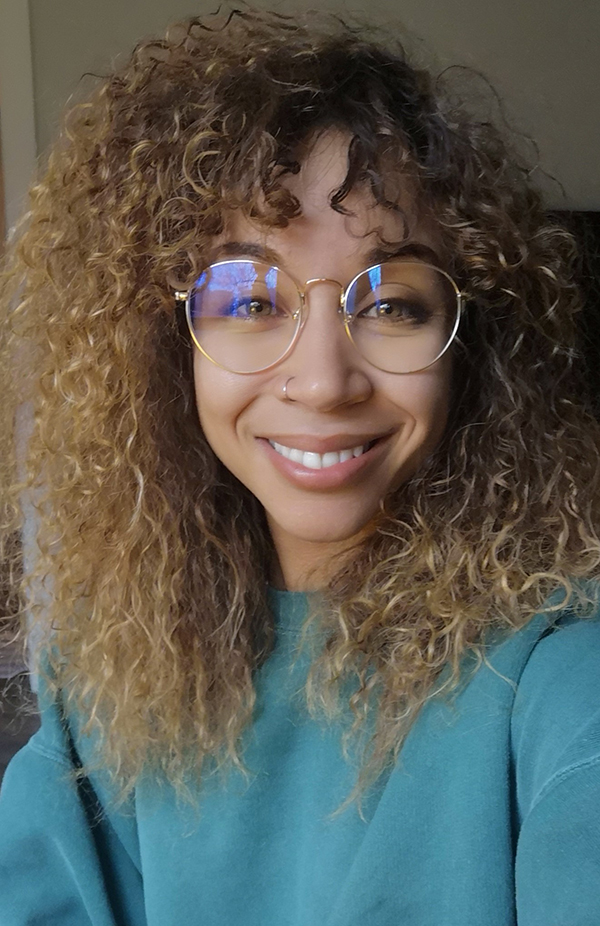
0,688,146,926
511,613,600,925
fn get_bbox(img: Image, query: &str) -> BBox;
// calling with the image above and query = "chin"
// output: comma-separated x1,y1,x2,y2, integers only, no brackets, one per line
267,506,380,547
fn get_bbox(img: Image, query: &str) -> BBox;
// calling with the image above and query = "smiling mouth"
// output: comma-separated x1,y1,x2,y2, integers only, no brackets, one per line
267,439,378,470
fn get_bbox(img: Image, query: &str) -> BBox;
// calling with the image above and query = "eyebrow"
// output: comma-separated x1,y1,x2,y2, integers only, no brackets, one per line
366,242,443,267
210,240,444,269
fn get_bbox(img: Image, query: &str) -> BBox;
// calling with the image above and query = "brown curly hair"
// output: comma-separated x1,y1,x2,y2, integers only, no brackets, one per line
2,6,600,816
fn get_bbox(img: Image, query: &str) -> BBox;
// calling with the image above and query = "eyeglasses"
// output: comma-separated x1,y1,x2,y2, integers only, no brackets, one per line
175,258,465,375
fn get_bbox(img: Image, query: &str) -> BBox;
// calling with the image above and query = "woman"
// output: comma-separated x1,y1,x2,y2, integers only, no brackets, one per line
1,8,600,925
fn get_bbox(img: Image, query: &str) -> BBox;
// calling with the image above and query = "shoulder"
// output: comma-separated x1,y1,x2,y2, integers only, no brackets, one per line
0,713,143,925
514,604,600,719
511,601,600,819
511,606,600,919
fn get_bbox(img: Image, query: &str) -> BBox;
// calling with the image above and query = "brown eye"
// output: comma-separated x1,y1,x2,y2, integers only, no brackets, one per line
358,299,432,325
221,297,277,318
246,299,274,317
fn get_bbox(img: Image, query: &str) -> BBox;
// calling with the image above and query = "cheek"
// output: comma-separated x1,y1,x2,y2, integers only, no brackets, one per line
192,355,258,465
192,358,235,450
392,363,450,431
424,374,451,436
386,363,452,482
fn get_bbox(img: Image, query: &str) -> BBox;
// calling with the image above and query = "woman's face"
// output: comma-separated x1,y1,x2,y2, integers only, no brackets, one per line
193,132,452,588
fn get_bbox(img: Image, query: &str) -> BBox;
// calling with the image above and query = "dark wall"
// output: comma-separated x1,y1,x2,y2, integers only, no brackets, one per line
555,212,600,414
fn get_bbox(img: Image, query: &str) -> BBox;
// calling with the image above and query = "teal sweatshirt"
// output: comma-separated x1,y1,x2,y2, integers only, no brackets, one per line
1,588,600,925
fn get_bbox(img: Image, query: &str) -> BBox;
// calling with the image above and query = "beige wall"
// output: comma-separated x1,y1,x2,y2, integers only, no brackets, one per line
19,0,600,210
0,0,37,235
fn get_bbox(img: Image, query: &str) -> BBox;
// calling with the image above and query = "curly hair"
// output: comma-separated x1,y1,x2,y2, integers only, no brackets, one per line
2,6,600,816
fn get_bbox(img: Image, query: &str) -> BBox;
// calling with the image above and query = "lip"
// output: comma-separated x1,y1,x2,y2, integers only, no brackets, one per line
257,434,391,490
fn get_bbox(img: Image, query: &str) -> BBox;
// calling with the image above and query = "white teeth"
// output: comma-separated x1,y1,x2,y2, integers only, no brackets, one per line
302,452,322,469
269,441,372,469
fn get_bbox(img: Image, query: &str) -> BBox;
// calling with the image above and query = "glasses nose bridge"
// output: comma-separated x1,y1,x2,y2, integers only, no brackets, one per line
300,277,347,318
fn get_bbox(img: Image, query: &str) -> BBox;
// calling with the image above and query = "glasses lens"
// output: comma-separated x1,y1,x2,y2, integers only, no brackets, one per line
188,260,300,373
345,262,460,373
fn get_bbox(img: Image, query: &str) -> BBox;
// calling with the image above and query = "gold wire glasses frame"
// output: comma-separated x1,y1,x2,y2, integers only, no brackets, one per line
175,258,466,375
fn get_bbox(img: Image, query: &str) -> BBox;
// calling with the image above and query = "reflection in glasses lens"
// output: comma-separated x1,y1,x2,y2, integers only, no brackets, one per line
186,259,461,374
188,261,301,374
344,260,460,374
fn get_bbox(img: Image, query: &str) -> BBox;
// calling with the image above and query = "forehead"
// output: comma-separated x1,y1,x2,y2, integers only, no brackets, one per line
214,130,442,263
284,130,415,224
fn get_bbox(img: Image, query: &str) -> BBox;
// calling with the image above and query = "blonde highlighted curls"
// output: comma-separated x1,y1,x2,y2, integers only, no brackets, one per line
2,6,600,816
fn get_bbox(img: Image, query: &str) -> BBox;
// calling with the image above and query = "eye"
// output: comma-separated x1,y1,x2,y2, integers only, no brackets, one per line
226,297,277,318
357,298,432,325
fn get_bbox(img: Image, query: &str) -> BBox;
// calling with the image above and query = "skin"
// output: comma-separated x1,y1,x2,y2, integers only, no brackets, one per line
193,131,453,590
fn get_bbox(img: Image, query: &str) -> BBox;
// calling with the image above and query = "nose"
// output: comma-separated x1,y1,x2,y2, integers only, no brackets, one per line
280,280,373,411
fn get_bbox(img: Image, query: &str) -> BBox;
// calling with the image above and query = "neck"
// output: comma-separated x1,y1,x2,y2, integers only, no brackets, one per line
268,523,372,591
